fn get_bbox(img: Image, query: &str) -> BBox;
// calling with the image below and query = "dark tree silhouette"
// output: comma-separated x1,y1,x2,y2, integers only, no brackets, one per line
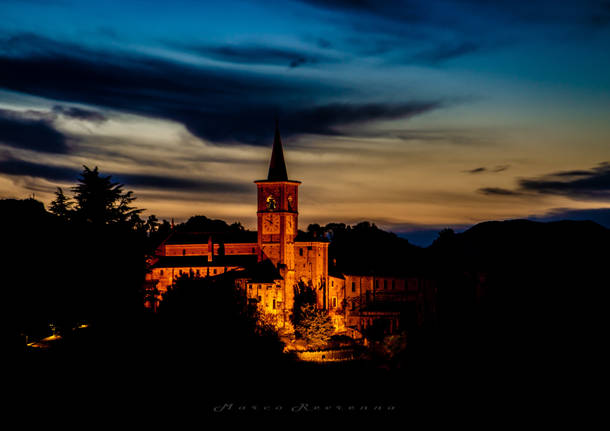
49,187,73,220
72,166,143,227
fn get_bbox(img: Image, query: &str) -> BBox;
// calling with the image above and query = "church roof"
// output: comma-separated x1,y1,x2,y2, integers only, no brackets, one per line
164,231,257,244
267,120,288,181
235,259,283,283
152,254,257,268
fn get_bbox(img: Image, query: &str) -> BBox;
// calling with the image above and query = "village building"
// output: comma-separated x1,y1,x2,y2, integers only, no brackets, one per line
145,123,436,337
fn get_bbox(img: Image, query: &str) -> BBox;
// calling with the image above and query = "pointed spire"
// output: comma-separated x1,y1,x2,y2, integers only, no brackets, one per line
267,120,288,181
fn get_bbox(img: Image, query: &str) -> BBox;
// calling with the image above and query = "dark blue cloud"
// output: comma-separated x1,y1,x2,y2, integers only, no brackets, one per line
52,105,107,123
175,43,329,69
465,165,509,174
410,42,479,64
298,0,610,65
479,162,610,200
0,33,443,146
0,155,77,181
530,207,610,228
478,187,524,196
0,108,69,154
518,162,610,199
0,155,250,193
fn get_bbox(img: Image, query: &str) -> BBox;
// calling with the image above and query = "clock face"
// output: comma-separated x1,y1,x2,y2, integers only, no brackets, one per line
262,213,280,234
266,194,277,211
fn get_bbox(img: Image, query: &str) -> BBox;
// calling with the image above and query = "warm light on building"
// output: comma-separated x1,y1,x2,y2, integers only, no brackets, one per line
144,122,437,337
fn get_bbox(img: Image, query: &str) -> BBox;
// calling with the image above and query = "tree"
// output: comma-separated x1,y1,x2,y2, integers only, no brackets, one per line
292,281,334,347
71,166,143,227
49,187,73,220
293,304,334,347
145,214,159,236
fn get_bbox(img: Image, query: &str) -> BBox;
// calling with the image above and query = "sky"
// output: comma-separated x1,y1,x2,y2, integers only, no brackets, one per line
1,0,609,245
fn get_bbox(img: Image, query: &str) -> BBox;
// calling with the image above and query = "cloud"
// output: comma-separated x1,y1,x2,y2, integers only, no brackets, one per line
464,164,509,174
589,0,610,28
478,162,610,200
52,105,107,123
0,33,444,146
0,155,78,182
492,164,510,173
0,155,250,193
518,162,610,199
281,101,443,135
298,0,610,46
478,187,524,196
530,207,610,228
0,108,69,154
176,43,328,69
411,42,479,64
114,173,250,194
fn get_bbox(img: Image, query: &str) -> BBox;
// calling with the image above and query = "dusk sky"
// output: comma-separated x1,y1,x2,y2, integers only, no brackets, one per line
1,0,610,245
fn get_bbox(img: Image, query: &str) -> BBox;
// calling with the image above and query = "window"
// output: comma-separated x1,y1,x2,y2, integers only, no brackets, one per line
383,280,387,289
160,270,164,276
332,297,337,308
182,249,186,256
213,268,217,275
391,280,395,290
351,282,356,292
196,269,200,276
375,280,379,289
272,299,276,310
351,301,356,310
249,284,252,289
299,248,303,256
257,295,262,302
179,269,183,275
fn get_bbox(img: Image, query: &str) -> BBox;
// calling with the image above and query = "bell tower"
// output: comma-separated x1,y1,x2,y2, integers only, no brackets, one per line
256,121,300,265
255,122,300,324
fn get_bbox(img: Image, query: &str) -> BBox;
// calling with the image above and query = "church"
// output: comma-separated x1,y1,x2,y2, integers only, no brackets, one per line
145,124,437,337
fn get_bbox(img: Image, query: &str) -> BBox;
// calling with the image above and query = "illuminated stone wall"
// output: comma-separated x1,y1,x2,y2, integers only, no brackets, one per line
163,242,258,256
294,241,329,306
342,274,437,335
146,265,241,294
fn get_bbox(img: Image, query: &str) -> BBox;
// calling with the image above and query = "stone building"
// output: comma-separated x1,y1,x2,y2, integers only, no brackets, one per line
145,123,436,337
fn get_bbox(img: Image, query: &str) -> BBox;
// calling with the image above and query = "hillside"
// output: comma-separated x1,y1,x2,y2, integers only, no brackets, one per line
426,219,609,367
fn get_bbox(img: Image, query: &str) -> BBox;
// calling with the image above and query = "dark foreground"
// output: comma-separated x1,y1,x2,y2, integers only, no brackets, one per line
11,323,597,424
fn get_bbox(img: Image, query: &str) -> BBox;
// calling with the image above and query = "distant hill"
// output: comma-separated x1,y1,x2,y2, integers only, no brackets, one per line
431,218,609,267
428,218,609,364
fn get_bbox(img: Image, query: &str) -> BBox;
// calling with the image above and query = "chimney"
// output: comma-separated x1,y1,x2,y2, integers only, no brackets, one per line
208,235,213,262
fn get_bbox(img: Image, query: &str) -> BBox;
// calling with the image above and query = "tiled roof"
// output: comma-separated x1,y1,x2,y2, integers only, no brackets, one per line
164,231,257,244
152,254,257,268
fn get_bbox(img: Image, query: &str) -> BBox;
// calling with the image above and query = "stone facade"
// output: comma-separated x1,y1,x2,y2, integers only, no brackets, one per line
145,124,436,338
